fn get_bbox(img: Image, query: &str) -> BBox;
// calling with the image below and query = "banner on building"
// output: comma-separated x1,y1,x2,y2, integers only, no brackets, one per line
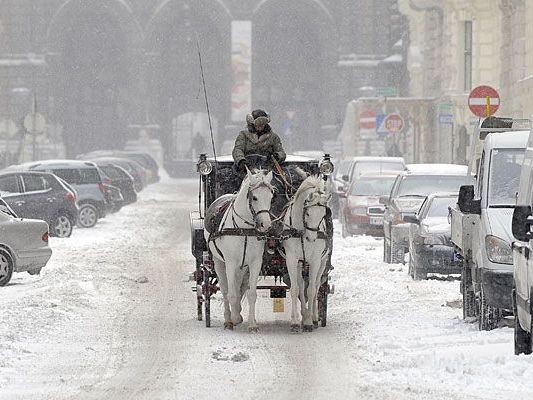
231,21,252,122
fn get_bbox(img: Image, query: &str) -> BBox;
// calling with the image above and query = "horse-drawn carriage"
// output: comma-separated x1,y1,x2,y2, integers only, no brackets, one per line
190,153,335,331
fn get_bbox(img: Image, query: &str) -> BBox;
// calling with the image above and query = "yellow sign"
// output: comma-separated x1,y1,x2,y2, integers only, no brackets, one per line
273,298,284,313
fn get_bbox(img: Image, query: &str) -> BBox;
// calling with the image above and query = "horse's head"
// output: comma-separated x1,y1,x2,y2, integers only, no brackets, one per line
246,168,276,232
303,185,331,242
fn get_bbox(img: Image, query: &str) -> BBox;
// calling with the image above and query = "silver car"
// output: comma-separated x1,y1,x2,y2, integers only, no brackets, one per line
0,199,52,286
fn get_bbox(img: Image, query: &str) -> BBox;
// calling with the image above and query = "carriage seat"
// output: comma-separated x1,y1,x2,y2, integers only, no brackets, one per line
204,194,235,234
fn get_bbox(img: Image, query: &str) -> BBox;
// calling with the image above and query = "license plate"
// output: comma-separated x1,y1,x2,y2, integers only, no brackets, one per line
369,217,383,225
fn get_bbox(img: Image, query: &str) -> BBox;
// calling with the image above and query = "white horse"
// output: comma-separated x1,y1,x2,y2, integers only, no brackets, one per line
282,176,331,332
207,168,275,331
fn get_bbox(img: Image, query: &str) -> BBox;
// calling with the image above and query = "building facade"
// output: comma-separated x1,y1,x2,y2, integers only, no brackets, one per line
0,0,407,161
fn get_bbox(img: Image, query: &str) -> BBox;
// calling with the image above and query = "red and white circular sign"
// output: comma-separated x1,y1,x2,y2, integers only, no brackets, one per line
468,85,500,117
384,113,404,133
359,110,376,129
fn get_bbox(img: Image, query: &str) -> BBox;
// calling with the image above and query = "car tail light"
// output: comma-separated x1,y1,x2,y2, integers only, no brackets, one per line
42,232,49,242
98,182,105,194
65,191,76,202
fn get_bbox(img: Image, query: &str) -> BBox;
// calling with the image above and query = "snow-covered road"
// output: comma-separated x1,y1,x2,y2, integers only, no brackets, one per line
2,177,533,399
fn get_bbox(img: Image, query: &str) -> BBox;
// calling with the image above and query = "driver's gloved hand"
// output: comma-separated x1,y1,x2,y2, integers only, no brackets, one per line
237,159,248,172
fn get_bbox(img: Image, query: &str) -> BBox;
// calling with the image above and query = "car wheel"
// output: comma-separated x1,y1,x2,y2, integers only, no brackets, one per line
513,289,532,355
78,204,98,228
478,286,501,331
0,249,14,287
51,213,73,238
461,263,476,319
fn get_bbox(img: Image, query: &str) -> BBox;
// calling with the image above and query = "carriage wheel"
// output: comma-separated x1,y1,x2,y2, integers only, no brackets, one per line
196,259,203,321
203,268,211,328
318,282,328,327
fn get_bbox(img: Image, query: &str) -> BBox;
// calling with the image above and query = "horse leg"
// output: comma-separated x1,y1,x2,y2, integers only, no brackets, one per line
303,259,320,332
285,250,301,333
224,258,243,327
246,259,262,332
213,258,232,330
313,254,328,327
297,260,308,324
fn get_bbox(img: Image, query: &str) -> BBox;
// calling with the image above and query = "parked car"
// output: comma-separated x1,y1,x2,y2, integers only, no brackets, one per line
5,160,107,228
0,171,79,238
0,198,52,286
84,157,146,192
341,156,406,183
509,130,533,352
93,162,137,204
383,164,471,264
79,150,159,184
455,129,528,330
405,192,460,280
340,172,399,237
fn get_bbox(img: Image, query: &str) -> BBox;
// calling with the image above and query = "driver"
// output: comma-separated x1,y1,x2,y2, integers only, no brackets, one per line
232,109,286,172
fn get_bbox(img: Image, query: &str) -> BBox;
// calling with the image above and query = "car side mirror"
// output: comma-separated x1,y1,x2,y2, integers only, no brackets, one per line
512,205,533,241
342,174,349,182
457,185,481,214
403,215,419,224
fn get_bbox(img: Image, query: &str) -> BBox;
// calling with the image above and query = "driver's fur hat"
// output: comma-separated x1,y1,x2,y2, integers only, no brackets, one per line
247,109,271,126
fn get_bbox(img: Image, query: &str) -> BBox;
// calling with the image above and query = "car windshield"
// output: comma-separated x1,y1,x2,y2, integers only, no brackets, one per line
488,148,524,206
353,161,404,177
397,175,468,197
426,197,456,218
350,177,396,196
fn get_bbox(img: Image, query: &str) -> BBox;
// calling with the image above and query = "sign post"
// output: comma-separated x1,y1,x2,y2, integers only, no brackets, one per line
468,85,500,118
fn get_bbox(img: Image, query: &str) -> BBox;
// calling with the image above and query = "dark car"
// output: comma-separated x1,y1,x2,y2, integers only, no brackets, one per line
0,171,79,237
406,193,461,280
84,157,146,192
79,150,159,184
97,163,137,204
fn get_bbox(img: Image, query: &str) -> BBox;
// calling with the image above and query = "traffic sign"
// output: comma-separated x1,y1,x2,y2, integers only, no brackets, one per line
384,113,404,133
468,85,500,117
359,110,376,129
439,114,454,125
23,112,46,134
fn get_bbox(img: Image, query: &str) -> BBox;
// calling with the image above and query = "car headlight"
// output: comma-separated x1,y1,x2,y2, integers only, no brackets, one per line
197,160,213,175
485,235,512,264
319,156,334,176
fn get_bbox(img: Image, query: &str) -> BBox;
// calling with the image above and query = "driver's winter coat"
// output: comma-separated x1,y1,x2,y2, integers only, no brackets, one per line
232,130,286,164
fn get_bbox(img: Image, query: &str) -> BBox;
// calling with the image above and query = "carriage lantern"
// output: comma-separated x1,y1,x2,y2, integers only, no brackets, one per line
319,154,334,176
197,153,213,175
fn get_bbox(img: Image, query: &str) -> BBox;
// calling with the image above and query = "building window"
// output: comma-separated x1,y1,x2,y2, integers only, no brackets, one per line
464,21,472,92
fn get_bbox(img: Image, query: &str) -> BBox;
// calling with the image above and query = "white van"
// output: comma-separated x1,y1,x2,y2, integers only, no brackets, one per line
456,130,528,331
511,129,533,354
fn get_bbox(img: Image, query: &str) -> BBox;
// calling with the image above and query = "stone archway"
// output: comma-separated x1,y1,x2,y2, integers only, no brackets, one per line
252,0,338,151
47,0,143,156
145,0,231,162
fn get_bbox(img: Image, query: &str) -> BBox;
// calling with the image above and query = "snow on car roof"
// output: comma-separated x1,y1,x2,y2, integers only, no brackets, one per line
425,191,459,199
357,171,401,178
15,159,98,169
405,164,468,175
484,130,529,149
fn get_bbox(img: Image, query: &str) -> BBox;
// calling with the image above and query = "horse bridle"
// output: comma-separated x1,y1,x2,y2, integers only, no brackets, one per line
231,179,276,228
303,197,327,233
